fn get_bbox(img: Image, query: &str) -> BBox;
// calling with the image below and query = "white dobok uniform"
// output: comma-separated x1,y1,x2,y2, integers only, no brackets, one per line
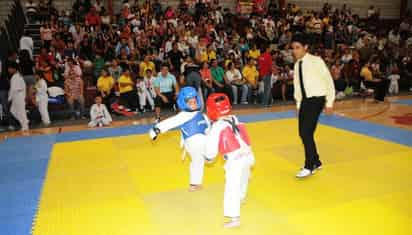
153,111,209,185
8,72,29,130
88,104,112,127
204,115,255,218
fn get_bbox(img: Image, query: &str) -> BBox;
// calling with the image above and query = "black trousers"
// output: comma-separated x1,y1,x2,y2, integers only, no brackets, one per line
363,80,389,102
120,90,138,110
298,97,325,170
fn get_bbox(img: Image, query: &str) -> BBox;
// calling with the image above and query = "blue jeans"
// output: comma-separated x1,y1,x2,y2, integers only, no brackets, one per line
262,75,272,106
231,84,249,104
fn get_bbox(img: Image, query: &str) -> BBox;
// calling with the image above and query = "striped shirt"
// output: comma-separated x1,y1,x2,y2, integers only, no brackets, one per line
64,77,83,99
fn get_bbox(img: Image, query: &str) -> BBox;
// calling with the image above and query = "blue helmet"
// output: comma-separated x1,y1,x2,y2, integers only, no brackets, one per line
177,86,202,111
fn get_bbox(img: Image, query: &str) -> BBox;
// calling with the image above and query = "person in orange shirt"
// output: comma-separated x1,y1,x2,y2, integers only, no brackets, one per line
200,62,214,99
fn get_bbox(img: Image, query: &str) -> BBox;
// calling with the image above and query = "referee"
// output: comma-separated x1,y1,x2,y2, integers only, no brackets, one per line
291,34,335,178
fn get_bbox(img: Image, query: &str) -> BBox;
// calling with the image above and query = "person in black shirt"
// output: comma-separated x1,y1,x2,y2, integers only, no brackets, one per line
0,52,18,124
19,50,36,86
0,59,11,125
168,42,183,77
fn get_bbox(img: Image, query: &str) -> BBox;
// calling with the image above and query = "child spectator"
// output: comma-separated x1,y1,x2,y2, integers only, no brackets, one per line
88,96,112,127
137,69,156,112
388,67,400,95
34,71,51,126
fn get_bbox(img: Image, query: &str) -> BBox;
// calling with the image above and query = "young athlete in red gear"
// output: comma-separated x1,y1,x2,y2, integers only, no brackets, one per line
204,93,255,228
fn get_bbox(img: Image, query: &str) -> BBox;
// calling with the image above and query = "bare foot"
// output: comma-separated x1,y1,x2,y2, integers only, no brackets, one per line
188,184,202,192
224,218,240,228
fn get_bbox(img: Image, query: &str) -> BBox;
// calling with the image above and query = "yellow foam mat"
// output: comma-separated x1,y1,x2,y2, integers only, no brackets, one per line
32,119,412,235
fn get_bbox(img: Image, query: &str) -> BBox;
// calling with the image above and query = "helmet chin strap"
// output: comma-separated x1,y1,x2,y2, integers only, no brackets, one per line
185,107,200,112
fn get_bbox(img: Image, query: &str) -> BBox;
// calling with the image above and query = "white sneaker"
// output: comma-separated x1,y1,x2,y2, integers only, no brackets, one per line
296,168,313,178
336,92,346,100
241,101,248,104
409,87,412,92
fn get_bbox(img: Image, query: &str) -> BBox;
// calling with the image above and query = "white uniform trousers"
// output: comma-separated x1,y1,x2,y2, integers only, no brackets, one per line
184,134,206,185
138,89,155,110
223,152,255,218
36,95,50,125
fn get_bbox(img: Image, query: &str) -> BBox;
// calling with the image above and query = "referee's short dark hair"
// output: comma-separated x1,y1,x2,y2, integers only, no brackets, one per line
291,33,310,46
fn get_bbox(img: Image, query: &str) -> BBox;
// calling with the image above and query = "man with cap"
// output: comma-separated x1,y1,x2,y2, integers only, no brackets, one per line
291,33,335,178
8,61,29,131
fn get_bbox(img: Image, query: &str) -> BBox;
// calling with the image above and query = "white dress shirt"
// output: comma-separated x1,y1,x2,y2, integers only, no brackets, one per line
293,53,335,109
225,69,242,83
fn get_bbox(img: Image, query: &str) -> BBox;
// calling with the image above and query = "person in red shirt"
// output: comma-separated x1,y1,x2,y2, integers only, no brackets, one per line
85,6,101,28
36,48,55,68
258,45,273,107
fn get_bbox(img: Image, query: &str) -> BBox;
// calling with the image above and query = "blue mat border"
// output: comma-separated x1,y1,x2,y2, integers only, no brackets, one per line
393,99,412,106
1,110,411,235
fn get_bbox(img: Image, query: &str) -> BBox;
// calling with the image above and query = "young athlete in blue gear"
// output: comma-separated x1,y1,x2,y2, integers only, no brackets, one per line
149,86,210,192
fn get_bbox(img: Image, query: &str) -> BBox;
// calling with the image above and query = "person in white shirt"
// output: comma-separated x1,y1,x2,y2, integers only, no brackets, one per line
34,71,50,126
19,32,34,60
8,61,29,131
88,96,112,128
388,68,400,95
226,62,248,104
93,0,104,13
291,33,335,178
340,48,352,64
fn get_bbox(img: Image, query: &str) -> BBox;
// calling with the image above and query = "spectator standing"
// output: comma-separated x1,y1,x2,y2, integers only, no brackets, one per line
64,58,85,119
258,46,273,107
8,61,29,131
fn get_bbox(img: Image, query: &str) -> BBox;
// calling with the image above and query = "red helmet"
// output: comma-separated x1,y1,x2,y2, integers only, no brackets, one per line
206,93,232,121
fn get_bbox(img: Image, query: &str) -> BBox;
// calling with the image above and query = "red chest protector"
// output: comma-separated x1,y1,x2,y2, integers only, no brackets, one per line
218,119,251,155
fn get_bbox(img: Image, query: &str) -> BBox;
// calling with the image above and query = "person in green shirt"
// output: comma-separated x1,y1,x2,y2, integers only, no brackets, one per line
93,53,105,80
210,59,233,103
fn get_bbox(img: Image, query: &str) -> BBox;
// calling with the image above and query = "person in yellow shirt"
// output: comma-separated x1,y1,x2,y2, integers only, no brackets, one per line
360,62,388,102
224,52,236,69
242,59,259,88
117,68,138,111
242,59,259,103
196,43,209,63
248,44,261,59
291,4,300,14
139,55,156,78
360,63,373,81
97,68,115,110
207,45,217,62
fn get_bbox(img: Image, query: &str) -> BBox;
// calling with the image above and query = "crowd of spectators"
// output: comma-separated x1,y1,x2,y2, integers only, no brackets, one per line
1,0,412,131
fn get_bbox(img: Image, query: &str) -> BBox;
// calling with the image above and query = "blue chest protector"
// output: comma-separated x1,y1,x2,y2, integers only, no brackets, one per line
180,112,208,139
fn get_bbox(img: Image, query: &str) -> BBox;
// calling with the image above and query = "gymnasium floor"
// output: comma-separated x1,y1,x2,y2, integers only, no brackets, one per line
1,96,412,235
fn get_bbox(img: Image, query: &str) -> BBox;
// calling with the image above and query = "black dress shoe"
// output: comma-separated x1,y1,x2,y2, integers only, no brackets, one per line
314,163,323,171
